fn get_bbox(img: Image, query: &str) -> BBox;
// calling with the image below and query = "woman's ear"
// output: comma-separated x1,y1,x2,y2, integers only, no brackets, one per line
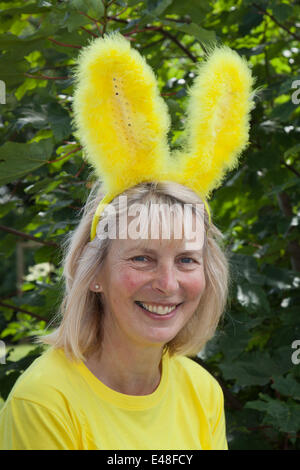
89,282,103,293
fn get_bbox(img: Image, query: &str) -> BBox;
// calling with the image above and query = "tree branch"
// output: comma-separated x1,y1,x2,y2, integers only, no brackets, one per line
47,37,82,49
102,0,110,36
0,225,58,247
158,28,197,62
253,3,300,41
80,26,99,38
47,146,82,164
104,16,198,61
78,10,102,36
24,72,69,80
281,160,300,178
0,301,46,322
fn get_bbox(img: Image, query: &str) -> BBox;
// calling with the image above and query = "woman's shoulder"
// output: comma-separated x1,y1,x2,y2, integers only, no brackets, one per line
169,354,223,399
0,347,83,449
5,346,80,408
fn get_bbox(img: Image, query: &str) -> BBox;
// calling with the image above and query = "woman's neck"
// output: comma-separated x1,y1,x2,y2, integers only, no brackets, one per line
84,335,164,396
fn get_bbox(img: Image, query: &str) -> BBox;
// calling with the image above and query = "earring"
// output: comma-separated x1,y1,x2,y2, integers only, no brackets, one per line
95,284,100,290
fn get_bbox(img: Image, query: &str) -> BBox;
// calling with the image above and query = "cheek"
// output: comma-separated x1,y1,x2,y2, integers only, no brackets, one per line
186,271,206,298
118,269,143,293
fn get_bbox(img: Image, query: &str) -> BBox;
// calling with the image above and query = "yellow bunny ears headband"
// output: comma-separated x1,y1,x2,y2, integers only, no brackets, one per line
71,32,256,241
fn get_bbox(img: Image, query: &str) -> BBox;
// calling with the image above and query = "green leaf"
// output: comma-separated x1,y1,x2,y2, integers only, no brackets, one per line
164,0,212,18
284,143,300,159
0,4,51,17
238,7,263,36
218,328,252,361
65,12,90,33
262,265,296,290
247,148,281,171
270,100,298,122
13,102,72,141
0,55,28,87
14,105,48,128
230,253,266,285
246,394,300,434
265,176,300,197
0,33,48,55
271,3,293,22
236,283,270,313
0,140,54,185
25,177,61,195
70,0,105,17
168,21,216,45
219,352,282,386
127,0,143,5
0,201,16,218
46,102,72,142
33,245,58,265
146,0,173,16
271,375,300,401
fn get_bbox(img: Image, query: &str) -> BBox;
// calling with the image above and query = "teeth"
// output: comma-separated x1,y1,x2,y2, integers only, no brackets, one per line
140,303,177,315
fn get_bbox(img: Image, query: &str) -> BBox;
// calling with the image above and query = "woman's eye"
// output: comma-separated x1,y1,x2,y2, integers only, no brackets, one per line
132,256,197,263
180,257,194,264
132,256,148,262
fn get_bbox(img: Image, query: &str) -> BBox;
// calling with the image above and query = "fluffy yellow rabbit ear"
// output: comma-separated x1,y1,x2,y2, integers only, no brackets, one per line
71,32,171,197
170,46,256,200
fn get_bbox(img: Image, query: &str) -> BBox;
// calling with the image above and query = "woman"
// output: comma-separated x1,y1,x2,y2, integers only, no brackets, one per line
0,181,229,450
0,32,255,450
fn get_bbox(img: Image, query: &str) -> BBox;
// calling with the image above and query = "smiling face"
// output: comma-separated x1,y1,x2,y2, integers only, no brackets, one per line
90,210,206,351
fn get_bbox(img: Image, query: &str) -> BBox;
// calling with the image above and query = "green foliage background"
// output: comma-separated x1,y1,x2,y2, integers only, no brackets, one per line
0,0,300,450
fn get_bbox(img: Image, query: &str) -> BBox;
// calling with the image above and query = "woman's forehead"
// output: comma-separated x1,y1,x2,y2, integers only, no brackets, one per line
117,203,205,244
125,238,203,254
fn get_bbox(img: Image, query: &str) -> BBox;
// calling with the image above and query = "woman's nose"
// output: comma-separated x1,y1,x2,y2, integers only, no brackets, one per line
152,263,179,294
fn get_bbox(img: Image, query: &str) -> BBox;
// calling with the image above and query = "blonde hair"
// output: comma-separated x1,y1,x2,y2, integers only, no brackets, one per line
35,181,231,362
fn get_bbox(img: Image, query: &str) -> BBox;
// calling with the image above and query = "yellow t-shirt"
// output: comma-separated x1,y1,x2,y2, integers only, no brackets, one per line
0,346,228,450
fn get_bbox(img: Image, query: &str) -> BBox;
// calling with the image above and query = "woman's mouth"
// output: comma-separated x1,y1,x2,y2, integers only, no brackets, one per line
135,301,182,319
